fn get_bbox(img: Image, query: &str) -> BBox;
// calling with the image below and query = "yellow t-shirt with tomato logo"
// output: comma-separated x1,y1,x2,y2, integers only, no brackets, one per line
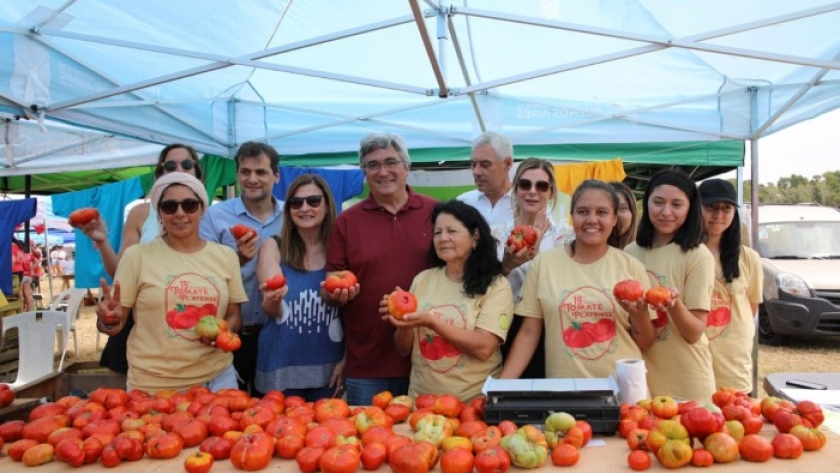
706,246,762,392
516,246,654,380
408,267,513,402
624,242,715,402
117,238,247,393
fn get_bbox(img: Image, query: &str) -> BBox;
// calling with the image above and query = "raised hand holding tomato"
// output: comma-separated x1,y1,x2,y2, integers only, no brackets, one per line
645,287,674,308
68,207,101,228
262,273,289,304
386,289,418,320
322,270,360,305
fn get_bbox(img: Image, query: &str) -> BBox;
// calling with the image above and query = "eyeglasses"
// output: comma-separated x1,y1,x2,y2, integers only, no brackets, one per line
363,159,402,173
161,159,196,173
158,198,202,215
517,178,551,193
288,195,324,210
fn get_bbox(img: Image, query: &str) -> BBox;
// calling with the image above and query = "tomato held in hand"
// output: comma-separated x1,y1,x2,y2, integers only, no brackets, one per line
324,270,358,293
68,207,100,228
265,274,287,290
645,287,672,306
216,331,242,352
613,280,644,302
230,224,257,240
387,290,418,319
194,316,226,341
506,225,538,252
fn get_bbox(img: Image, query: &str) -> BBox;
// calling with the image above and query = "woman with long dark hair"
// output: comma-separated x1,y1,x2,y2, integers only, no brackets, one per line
609,181,638,249
625,169,715,402
381,200,513,402
698,179,762,393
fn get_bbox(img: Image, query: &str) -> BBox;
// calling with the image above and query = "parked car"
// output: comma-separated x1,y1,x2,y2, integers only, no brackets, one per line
754,204,840,344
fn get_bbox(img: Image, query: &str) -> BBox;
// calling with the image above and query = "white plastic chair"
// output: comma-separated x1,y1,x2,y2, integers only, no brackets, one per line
0,310,70,389
50,289,87,354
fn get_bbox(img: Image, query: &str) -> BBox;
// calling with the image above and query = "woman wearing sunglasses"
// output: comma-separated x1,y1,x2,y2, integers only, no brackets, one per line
96,172,246,393
80,144,204,380
494,158,573,378
255,174,345,401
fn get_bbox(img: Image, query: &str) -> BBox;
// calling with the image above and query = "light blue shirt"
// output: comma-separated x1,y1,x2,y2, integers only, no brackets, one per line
199,197,284,326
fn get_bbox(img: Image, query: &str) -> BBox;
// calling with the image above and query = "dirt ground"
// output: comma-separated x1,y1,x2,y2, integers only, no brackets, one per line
44,279,840,398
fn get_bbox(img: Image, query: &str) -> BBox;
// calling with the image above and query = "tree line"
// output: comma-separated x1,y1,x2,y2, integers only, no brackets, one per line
736,170,840,207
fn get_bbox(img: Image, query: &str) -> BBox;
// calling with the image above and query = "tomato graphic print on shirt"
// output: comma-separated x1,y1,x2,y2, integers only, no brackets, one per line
644,270,670,341
418,304,466,373
705,279,732,340
164,272,221,341
558,286,618,361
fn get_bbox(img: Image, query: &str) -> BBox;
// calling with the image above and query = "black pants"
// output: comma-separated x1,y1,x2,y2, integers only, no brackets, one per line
100,313,134,374
234,328,261,396
500,314,546,379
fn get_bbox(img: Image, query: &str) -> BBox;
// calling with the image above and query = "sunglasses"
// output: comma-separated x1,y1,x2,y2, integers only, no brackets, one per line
517,178,551,193
158,198,202,215
288,195,324,210
161,159,196,173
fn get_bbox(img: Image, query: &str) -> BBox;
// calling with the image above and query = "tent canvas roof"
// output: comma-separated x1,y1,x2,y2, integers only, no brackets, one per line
0,1,837,180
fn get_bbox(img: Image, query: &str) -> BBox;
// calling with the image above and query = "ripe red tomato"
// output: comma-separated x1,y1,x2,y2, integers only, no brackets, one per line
22,414,71,443
433,394,462,418
387,290,418,319
550,444,579,467
22,442,56,467
320,445,361,473
0,383,16,408
68,207,100,228
216,330,242,352
323,270,358,293
230,432,274,470
474,445,511,473
54,437,85,467
506,225,538,252
200,436,233,460
645,287,672,306
297,446,327,473
627,450,650,470
795,400,825,427
613,279,644,301
184,451,215,473
441,447,475,473
772,432,804,459
265,274,287,290
690,448,714,467
360,442,387,470
738,434,773,462
230,224,257,240
145,432,184,459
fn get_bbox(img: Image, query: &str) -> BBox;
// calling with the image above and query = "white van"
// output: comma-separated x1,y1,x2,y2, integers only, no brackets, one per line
755,204,840,344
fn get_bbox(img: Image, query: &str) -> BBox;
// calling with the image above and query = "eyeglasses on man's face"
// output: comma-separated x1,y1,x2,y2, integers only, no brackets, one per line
158,198,202,215
288,195,324,210
363,158,402,173
162,159,196,173
516,178,551,193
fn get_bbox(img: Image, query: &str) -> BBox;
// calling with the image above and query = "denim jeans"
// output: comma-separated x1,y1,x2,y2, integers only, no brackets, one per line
344,377,409,407
206,364,239,392
284,386,338,403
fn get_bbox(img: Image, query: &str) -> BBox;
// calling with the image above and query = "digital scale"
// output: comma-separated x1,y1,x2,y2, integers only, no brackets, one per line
482,377,621,435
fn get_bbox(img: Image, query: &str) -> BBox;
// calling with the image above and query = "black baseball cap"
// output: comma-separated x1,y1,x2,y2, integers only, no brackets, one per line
698,179,739,206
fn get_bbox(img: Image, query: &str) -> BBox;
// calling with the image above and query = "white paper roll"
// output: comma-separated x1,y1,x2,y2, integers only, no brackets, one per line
616,358,649,405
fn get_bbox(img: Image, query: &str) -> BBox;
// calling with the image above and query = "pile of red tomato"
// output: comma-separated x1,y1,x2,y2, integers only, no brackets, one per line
618,387,827,470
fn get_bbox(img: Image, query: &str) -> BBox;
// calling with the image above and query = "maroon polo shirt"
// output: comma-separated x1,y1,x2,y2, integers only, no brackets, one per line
326,187,437,378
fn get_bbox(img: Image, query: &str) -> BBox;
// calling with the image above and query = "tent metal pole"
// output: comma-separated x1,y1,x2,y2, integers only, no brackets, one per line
749,85,760,398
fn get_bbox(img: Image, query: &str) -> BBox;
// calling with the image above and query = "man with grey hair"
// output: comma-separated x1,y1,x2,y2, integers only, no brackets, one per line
324,132,436,406
457,131,514,227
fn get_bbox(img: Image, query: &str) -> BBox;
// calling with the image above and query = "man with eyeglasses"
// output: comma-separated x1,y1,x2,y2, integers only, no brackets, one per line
457,131,515,227
200,141,283,395
323,132,437,406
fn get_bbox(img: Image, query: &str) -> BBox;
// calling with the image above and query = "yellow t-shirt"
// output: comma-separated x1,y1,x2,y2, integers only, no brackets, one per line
624,242,715,402
408,268,513,402
706,246,763,392
117,238,248,393
516,246,653,379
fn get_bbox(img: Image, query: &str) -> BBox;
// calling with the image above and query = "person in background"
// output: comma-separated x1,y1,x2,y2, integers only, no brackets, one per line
80,144,204,379
500,180,655,381
610,181,638,249
96,173,246,393
11,238,32,312
200,141,283,395
30,245,43,294
457,131,515,227
256,174,344,401
698,179,762,393
625,169,715,402
323,132,437,406
494,158,573,379
50,245,64,278
382,200,512,402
